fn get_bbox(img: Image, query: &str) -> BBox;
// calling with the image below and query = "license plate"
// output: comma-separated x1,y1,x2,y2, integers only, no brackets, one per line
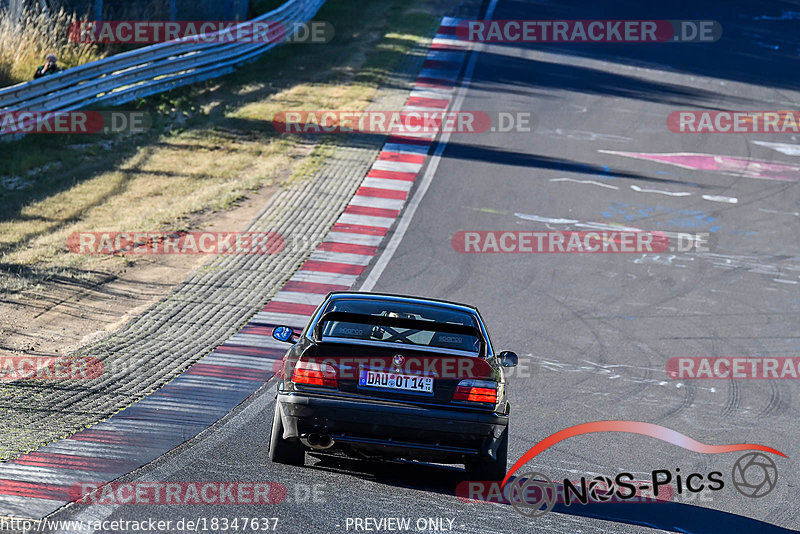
359,369,434,394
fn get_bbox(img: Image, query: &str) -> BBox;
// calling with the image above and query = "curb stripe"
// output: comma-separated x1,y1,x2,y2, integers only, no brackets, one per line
324,231,385,246
343,205,401,219
330,222,389,235
288,270,361,286
371,160,424,173
282,280,350,294
317,241,379,255
185,365,272,382
377,152,427,164
385,135,433,147
406,96,451,108
422,59,462,70
270,291,326,306
347,195,406,211
415,80,456,91
356,186,408,200
300,261,367,275
366,169,419,181
261,301,319,316
308,250,374,265
214,344,287,357
362,178,414,192
383,142,432,154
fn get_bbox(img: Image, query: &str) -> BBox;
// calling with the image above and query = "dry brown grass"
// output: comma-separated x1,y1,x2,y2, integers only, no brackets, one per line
0,4,105,87
0,0,439,295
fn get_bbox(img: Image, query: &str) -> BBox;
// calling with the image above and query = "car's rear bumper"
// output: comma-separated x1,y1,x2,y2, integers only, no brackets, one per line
276,392,508,460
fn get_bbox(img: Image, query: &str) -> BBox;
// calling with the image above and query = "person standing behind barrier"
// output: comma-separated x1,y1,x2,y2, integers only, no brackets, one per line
34,54,63,79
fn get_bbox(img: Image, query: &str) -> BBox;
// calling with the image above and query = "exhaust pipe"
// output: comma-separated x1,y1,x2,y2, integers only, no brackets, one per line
301,433,335,450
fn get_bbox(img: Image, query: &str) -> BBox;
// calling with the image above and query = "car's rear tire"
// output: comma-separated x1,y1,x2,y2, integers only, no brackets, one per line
269,403,305,465
465,425,508,481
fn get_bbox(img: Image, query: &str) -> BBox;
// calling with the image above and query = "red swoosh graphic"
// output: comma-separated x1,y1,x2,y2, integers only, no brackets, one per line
502,421,786,487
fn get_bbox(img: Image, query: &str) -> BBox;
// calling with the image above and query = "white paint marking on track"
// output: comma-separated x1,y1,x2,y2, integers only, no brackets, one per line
759,208,800,217
631,184,691,197
702,194,738,204
549,177,620,190
513,213,707,243
752,140,800,156
514,213,579,224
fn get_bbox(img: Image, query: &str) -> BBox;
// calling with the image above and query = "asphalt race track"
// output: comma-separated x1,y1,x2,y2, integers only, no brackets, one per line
44,0,800,532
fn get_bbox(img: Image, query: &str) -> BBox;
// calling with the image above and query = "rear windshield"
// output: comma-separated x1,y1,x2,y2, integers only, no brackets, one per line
318,298,482,353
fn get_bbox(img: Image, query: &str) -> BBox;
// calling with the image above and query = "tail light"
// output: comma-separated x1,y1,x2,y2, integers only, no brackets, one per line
453,379,498,404
292,360,338,388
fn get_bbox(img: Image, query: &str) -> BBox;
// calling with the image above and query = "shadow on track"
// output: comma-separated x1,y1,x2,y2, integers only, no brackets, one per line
487,0,800,92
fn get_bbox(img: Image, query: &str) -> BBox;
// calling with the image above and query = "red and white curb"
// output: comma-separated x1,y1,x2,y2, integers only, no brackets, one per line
0,17,471,520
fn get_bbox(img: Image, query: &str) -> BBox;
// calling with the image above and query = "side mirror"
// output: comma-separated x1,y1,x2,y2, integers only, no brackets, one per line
499,351,518,367
273,325,296,343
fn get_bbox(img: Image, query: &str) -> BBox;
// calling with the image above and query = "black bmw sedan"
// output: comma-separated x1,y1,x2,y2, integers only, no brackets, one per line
268,291,518,480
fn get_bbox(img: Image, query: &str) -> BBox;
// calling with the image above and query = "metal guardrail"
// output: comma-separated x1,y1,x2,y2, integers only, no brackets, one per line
0,0,326,138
